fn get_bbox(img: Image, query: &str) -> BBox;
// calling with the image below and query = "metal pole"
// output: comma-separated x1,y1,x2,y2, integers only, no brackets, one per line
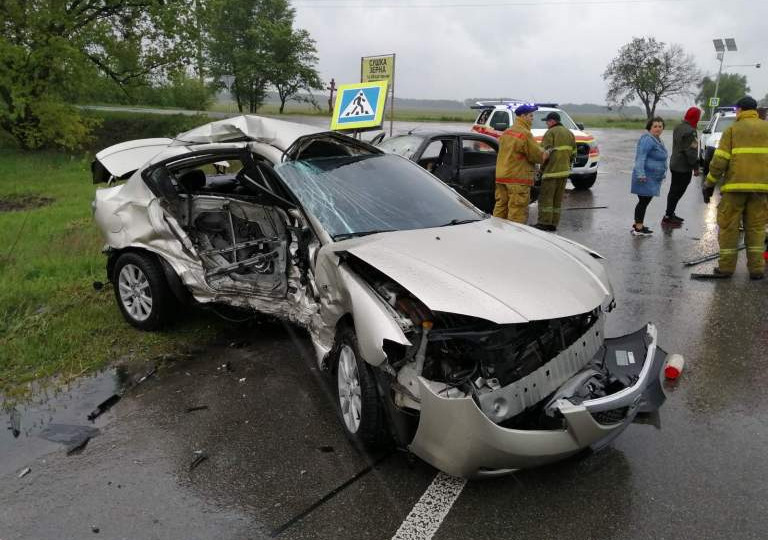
389,54,395,137
711,51,725,119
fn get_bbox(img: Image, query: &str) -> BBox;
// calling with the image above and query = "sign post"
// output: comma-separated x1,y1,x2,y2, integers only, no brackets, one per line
361,54,395,136
330,81,389,132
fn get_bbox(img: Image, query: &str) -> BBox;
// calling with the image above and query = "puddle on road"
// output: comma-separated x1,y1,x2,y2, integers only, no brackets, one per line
0,367,134,477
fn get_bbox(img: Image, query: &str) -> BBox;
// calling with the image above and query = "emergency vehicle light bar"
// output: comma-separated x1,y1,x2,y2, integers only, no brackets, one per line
471,100,559,110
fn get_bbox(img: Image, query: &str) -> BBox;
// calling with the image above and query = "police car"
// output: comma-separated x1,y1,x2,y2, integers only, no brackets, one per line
700,107,736,177
471,101,600,190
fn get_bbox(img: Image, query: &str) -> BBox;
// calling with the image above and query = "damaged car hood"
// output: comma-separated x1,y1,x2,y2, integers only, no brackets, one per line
339,218,612,324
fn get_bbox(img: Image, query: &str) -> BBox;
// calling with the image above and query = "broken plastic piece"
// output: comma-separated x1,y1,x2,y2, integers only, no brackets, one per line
563,206,608,211
664,354,685,380
684,245,745,267
88,394,122,421
8,407,21,438
136,365,157,384
690,272,732,280
185,405,209,413
39,424,100,454
18,467,31,478
189,452,208,471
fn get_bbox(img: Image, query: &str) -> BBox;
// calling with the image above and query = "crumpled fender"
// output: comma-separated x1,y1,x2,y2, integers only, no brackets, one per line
337,265,411,366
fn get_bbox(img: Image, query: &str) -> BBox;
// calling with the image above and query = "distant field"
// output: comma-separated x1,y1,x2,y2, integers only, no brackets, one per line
209,102,478,123
572,114,682,130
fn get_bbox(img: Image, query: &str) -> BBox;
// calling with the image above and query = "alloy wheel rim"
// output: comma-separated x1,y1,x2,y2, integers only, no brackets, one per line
337,345,362,434
118,264,153,322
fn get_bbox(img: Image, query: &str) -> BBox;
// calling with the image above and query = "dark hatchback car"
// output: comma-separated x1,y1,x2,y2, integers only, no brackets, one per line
376,131,502,213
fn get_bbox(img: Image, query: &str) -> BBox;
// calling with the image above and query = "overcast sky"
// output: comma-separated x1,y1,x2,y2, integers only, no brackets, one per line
292,0,767,110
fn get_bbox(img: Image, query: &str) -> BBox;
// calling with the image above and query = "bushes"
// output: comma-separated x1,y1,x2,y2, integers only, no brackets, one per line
0,109,211,153
83,111,212,152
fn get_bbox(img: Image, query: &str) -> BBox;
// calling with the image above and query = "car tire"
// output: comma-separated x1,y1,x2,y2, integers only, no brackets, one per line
332,326,385,449
571,173,597,190
112,252,175,330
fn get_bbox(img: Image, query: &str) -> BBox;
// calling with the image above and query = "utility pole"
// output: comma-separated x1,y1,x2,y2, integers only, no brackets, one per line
327,78,336,114
711,38,738,119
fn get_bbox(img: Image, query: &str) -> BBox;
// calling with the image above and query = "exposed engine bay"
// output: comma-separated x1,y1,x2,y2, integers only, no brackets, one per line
343,254,644,432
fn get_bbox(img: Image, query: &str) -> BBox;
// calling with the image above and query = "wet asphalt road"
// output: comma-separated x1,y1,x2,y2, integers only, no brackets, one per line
2,122,768,540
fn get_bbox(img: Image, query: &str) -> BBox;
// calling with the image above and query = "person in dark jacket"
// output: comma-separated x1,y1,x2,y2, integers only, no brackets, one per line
663,107,701,225
631,117,668,236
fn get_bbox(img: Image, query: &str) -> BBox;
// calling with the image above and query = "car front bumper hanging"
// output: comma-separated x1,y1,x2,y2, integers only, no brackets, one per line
408,323,668,478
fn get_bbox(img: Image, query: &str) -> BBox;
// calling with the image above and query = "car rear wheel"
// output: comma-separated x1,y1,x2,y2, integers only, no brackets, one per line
333,327,384,449
113,252,175,330
571,173,597,190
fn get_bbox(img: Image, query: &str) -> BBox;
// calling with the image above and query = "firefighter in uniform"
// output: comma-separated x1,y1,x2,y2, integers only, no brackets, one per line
701,96,768,280
535,112,576,231
493,104,548,223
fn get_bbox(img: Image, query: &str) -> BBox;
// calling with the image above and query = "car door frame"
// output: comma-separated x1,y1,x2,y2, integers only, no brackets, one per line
456,135,498,213
141,147,296,300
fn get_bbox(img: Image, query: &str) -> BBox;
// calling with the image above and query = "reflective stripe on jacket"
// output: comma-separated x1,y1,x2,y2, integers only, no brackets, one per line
540,123,576,179
495,116,545,186
706,109,768,193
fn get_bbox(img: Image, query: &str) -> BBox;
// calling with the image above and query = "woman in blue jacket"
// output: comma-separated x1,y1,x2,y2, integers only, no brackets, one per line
631,117,668,236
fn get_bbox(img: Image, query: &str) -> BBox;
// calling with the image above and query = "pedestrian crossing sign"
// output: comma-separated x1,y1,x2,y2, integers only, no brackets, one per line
330,81,388,131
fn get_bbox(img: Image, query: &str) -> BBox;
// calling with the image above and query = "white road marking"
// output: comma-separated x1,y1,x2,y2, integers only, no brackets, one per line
391,472,467,540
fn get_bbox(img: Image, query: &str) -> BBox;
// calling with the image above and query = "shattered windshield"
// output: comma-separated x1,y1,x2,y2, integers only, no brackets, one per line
376,135,425,159
275,154,484,239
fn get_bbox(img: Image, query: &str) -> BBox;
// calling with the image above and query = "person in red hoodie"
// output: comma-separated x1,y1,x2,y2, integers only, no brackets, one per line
663,107,701,225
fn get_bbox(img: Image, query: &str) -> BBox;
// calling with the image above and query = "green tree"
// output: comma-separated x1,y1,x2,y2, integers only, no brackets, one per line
696,73,750,110
0,1,196,150
604,37,700,119
207,0,283,113
269,25,323,113
206,0,320,114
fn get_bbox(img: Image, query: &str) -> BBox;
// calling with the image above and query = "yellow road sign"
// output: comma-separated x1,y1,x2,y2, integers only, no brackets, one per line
361,55,394,85
330,81,389,131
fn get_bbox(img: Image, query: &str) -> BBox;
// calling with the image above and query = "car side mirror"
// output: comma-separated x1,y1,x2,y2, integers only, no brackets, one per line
576,122,585,130
491,122,508,131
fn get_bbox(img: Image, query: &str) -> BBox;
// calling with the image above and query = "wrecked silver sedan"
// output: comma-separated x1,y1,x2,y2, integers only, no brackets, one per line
91,115,670,478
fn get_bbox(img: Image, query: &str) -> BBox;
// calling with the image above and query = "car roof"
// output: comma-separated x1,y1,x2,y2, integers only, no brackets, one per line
483,104,560,112
385,131,499,146
393,130,497,139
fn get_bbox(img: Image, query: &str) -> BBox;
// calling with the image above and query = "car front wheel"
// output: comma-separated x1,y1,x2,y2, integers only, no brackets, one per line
113,252,175,330
571,173,597,190
333,327,385,449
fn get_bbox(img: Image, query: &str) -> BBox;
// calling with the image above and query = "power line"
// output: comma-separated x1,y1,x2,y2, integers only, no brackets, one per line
291,0,693,8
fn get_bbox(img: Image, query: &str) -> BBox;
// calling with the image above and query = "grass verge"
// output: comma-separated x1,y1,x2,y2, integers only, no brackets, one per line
0,150,229,399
